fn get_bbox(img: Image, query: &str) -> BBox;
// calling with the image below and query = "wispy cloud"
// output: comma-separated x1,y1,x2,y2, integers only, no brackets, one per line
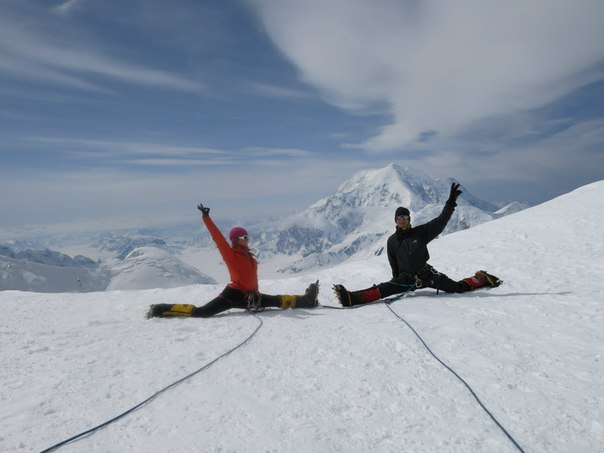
0,7,203,93
25,137,226,157
247,0,604,151
244,81,313,99
244,147,315,158
0,153,356,229
0,54,112,93
53,0,87,16
20,137,319,167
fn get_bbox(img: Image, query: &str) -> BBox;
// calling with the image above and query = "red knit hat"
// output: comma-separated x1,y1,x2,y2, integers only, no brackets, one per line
229,226,248,242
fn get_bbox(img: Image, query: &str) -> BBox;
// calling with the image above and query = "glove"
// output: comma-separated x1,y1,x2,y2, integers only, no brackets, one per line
447,183,462,205
197,203,210,217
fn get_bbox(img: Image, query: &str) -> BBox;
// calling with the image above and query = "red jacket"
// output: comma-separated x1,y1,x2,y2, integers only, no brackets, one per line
203,216,258,293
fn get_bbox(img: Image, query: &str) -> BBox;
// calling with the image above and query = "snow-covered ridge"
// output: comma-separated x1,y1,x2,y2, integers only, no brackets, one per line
0,246,108,293
95,235,176,260
0,246,215,292
106,247,216,291
0,246,98,268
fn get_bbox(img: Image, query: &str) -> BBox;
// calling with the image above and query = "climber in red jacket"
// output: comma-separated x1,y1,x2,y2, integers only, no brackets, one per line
147,204,318,318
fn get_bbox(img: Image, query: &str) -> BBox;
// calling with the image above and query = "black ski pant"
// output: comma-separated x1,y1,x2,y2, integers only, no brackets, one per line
192,286,281,318
415,268,472,293
377,266,472,298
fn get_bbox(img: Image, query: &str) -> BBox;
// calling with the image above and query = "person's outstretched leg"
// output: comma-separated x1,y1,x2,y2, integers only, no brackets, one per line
333,276,415,307
418,269,501,293
332,284,381,307
261,280,320,310
146,303,197,318
147,287,243,318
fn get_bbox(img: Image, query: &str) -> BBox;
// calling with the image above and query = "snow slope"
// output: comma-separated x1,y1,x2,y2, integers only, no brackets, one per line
106,247,216,291
1,181,602,452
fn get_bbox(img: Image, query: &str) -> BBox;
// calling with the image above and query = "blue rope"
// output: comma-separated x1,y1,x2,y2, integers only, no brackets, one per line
40,313,264,453
384,303,526,453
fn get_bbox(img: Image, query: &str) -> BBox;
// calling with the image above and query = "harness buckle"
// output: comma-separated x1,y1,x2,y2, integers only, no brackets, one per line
246,291,265,312
415,276,423,288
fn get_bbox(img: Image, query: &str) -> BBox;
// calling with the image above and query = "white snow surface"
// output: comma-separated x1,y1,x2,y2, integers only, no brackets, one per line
1,181,603,453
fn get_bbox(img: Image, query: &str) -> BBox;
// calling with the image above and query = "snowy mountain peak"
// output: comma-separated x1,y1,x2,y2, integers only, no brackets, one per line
311,163,496,218
313,164,432,214
256,163,513,275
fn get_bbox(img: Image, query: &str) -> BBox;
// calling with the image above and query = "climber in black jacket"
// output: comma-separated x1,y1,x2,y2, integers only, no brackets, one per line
333,183,501,307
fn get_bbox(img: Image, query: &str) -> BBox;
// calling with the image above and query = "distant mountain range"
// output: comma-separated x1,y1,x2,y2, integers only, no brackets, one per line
0,245,215,293
0,164,528,292
0,247,110,293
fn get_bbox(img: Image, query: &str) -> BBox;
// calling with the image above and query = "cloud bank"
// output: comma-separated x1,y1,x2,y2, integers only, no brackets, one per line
247,0,604,151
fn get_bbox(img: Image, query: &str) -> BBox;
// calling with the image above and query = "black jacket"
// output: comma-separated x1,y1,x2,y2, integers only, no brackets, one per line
386,202,456,278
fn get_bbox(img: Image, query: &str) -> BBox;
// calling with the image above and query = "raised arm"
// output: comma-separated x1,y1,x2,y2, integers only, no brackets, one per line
198,203,233,261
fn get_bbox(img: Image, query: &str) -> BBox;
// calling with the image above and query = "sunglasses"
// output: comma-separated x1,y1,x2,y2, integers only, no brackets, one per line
238,235,249,240
396,215,410,221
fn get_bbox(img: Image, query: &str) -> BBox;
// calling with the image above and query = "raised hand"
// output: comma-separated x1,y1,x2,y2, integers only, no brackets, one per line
197,203,210,217
447,183,462,205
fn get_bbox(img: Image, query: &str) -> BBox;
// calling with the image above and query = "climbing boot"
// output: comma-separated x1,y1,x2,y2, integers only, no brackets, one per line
297,280,320,308
279,280,319,309
332,284,381,307
475,270,502,287
146,304,195,318
463,270,502,290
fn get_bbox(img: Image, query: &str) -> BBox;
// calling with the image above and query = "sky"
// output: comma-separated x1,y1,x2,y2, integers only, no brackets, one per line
1,0,604,236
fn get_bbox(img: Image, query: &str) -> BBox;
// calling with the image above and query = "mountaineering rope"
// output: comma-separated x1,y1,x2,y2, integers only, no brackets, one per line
384,302,527,453
40,313,264,453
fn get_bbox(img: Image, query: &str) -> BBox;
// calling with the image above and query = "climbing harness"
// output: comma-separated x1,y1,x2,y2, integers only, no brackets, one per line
387,278,420,294
415,264,442,295
384,302,526,453
40,313,264,452
427,265,442,295
246,291,265,312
